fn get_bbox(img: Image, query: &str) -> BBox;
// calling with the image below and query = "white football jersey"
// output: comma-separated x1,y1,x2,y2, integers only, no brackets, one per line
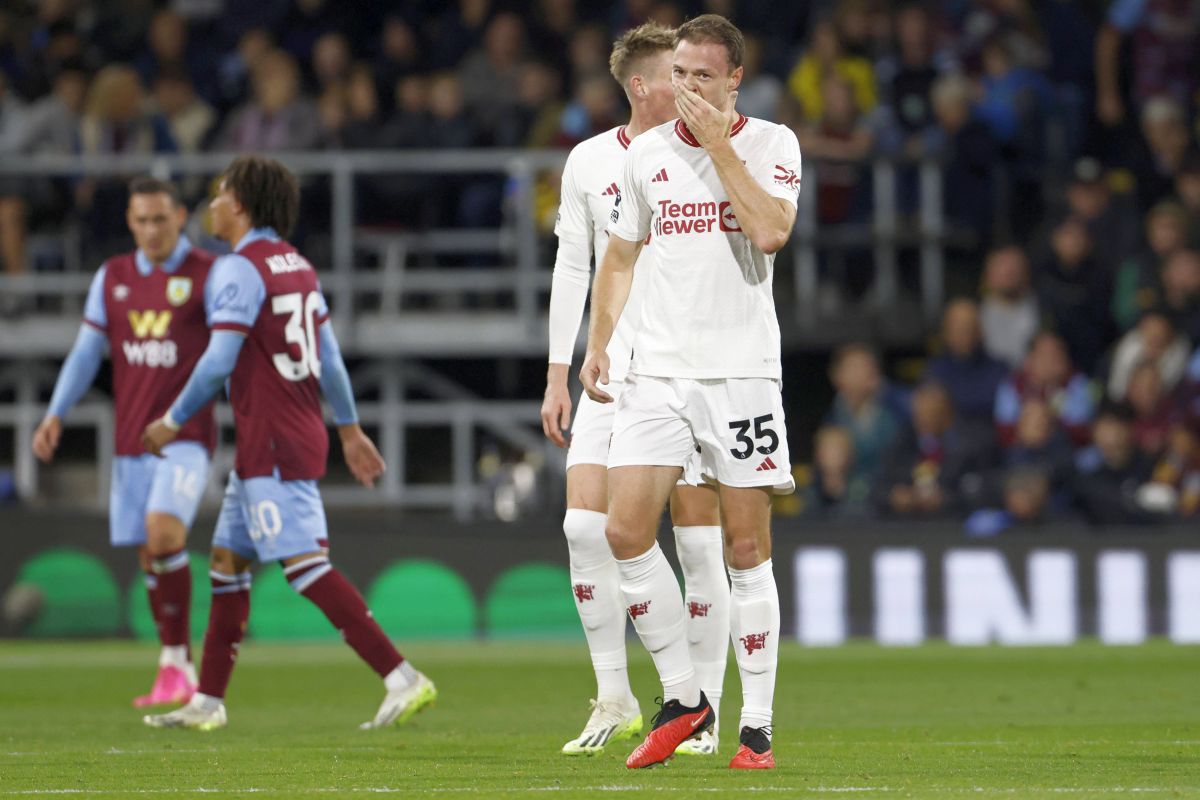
553,125,650,382
609,115,801,380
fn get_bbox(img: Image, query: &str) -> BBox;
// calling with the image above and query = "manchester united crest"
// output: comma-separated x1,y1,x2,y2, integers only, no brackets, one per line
166,276,192,307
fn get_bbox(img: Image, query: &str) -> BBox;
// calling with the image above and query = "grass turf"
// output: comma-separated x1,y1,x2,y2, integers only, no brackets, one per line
0,640,1196,798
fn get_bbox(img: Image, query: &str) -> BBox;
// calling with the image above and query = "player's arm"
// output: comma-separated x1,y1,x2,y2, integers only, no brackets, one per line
675,88,797,254
142,255,264,456
581,234,642,403
543,152,594,446
316,317,385,489
34,267,109,463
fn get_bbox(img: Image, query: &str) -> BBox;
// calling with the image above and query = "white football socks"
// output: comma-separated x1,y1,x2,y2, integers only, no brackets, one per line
674,525,729,724
615,542,699,707
563,509,634,705
728,558,779,732
384,660,420,692
159,645,190,669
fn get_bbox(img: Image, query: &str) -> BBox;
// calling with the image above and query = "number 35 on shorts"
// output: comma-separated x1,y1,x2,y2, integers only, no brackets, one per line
728,414,779,460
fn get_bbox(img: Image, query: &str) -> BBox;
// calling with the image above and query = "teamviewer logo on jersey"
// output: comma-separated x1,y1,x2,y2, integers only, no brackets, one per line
650,168,669,183
653,199,742,235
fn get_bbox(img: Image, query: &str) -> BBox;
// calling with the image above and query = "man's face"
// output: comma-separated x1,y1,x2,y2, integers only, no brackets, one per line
671,38,742,112
127,192,185,264
638,50,677,127
208,180,240,243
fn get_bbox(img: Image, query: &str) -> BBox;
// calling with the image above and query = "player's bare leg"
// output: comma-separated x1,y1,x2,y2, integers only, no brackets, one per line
134,513,197,707
670,483,727,756
561,464,642,755
607,465,714,768
719,485,778,770
144,546,251,730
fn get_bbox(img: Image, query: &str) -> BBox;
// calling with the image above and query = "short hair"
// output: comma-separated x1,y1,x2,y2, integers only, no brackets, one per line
128,176,182,207
220,155,299,237
675,14,744,70
609,21,675,84
830,342,878,372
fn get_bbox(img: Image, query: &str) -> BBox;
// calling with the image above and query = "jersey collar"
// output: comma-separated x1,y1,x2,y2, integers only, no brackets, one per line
616,125,631,150
135,234,192,276
233,226,280,253
674,113,749,148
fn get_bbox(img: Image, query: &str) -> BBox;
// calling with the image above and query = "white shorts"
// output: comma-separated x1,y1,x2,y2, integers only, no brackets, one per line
566,380,707,486
608,374,795,494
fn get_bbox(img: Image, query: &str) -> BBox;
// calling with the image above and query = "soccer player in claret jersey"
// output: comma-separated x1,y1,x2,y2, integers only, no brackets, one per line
541,22,730,758
581,14,801,770
32,178,216,708
140,156,435,731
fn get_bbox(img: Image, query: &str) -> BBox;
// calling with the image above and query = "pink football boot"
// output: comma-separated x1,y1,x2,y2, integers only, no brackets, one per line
133,665,197,708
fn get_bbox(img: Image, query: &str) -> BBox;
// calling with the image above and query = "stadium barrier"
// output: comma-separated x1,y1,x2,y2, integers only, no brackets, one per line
2,507,1195,645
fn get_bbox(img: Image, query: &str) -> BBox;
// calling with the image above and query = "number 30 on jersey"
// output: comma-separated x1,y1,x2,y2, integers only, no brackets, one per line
272,291,322,382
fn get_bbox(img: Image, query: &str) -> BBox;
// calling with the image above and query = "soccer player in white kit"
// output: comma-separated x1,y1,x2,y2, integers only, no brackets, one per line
580,14,799,770
541,22,730,758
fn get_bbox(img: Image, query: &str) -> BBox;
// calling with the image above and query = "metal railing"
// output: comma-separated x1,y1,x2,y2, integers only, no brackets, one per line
0,148,958,518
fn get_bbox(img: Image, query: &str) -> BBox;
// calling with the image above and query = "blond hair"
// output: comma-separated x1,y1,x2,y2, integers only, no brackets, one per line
609,21,675,85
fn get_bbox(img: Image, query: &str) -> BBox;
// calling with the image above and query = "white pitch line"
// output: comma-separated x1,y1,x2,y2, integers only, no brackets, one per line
1,787,1197,796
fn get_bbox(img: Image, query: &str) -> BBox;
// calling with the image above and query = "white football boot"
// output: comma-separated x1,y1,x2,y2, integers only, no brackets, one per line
143,695,227,731
561,698,643,755
360,671,438,730
675,728,719,755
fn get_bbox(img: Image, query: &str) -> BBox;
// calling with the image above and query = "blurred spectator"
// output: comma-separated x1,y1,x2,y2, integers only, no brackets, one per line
985,399,1075,524
1056,158,1140,280
555,72,620,148
995,330,1096,448
17,18,88,100
927,73,998,237
824,343,904,486
496,61,563,149
216,49,320,152
373,15,421,113
425,0,492,71
1106,310,1191,401
1173,154,1200,242
1129,95,1196,213
737,34,783,123
873,381,995,517
135,9,214,103
972,35,1053,148
1071,404,1158,525
459,12,526,136
795,75,874,225
1095,0,1200,130
310,32,351,94
215,28,274,112
427,72,477,149
0,70,28,285
1036,216,1114,373
924,298,1009,423
77,64,176,247
566,24,611,87
980,245,1039,368
876,3,940,157
1112,201,1190,331
806,425,873,517
152,67,214,154
1158,249,1200,342
383,74,432,149
279,0,340,68
1126,360,1174,457
319,64,385,150
1143,420,1200,517
785,18,876,126
957,0,1049,72
527,0,575,75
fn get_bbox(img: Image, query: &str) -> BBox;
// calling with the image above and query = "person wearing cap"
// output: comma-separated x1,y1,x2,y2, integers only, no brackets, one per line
1057,157,1139,279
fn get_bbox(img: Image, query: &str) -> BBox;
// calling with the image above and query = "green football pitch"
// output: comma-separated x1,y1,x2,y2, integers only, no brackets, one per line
0,641,1196,799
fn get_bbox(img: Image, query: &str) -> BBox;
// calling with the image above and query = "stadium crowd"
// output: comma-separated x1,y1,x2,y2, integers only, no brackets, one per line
1,0,1200,527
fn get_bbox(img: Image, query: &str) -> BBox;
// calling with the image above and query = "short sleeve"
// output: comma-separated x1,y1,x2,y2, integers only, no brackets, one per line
205,254,266,332
748,125,803,208
1107,0,1148,32
553,150,593,249
608,143,652,242
83,265,107,330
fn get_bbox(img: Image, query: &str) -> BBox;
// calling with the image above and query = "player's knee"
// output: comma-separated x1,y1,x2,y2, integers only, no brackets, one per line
136,545,153,573
210,547,240,575
726,535,769,570
145,513,186,556
603,519,644,561
563,508,611,568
